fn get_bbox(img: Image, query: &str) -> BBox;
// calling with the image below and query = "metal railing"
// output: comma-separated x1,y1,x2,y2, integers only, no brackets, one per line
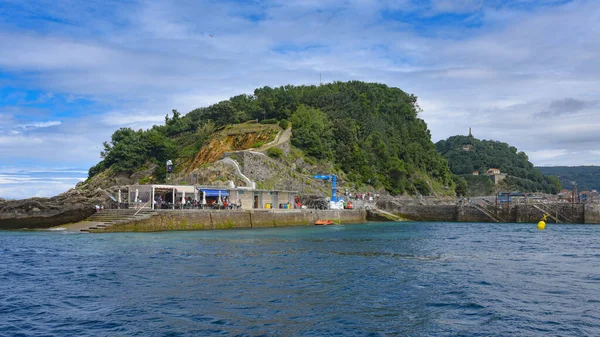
133,201,151,217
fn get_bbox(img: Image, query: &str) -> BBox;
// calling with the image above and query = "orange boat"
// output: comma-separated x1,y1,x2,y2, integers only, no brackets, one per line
314,219,334,225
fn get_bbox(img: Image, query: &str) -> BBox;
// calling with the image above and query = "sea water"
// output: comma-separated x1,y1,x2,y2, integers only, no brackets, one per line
1,222,599,336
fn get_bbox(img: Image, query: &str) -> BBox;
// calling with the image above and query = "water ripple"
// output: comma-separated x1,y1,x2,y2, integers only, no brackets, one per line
1,223,599,336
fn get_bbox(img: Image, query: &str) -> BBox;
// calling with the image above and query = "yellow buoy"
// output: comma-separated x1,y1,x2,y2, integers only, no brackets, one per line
537,221,546,230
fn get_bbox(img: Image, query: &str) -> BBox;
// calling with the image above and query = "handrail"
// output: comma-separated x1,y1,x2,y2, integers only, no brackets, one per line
133,201,150,216
532,204,570,223
471,203,503,223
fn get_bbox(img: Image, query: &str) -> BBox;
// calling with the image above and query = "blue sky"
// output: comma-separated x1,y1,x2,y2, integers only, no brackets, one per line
1,0,599,199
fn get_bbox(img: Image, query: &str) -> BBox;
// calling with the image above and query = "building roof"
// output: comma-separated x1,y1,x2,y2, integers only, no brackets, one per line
129,184,197,193
129,184,297,194
199,189,229,197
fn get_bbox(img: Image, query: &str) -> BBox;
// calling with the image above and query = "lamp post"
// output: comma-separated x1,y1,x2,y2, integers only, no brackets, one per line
166,160,173,182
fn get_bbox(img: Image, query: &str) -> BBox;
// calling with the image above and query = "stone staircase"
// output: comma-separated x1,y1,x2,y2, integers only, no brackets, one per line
469,203,504,223
79,208,157,232
531,203,572,223
367,208,405,221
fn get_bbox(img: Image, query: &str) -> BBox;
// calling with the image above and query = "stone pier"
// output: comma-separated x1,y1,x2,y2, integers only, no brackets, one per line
94,209,367,232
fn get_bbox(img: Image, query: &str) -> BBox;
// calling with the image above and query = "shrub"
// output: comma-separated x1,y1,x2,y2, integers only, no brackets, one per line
260,118,278,124
414,179,431,196
139,176,152,185
252,142,264,148
279,119,290,129
268,147,284,158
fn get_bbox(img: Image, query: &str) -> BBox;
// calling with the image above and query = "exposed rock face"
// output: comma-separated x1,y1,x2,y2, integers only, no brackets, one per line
300,195,329,210
78,167,154,192
0,189,108,229
183,126,279,172
234,151,330,195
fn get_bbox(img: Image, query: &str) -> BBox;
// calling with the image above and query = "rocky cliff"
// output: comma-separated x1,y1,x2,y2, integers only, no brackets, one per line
1,188,107,229
182,124,279,173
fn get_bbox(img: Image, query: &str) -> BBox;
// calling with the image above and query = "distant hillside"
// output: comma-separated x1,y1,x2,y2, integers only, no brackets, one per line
537,166,600,191
87,81,456,196
435,135,561,194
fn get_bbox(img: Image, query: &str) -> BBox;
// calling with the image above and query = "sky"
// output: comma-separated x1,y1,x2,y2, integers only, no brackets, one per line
1,0,599,199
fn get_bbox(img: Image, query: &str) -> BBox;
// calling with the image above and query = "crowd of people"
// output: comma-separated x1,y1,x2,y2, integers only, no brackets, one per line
152,195,243,210
345,190,379,201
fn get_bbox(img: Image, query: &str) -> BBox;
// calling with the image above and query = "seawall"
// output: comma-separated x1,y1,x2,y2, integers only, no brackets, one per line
377,199,598,224
95,209,367,232
584,204,600,224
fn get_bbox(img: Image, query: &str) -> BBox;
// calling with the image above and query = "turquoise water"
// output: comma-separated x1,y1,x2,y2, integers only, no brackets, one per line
1,222,599,336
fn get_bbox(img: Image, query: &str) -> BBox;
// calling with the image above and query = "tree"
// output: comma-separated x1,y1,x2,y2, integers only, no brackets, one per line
452,175,468,197
144,129,178,164
290,105,333,159
165,109,190,136
100,128,147,173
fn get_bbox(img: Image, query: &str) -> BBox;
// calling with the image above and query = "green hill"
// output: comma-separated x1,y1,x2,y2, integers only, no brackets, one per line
435,135,561,194
537,166,600,191
88,81,456,196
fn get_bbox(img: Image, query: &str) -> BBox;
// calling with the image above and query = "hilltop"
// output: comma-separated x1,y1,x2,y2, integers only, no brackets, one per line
435,135,561,196
87,81,457,197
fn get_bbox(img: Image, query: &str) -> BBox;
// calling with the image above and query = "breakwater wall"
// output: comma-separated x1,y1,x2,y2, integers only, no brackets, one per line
97,209,367,232
377,200,600,224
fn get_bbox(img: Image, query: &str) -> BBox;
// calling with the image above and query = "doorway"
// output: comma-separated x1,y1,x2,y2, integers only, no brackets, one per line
271,192,278,208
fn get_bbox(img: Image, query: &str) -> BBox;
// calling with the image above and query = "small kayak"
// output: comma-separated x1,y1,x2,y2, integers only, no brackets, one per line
315,219,333,225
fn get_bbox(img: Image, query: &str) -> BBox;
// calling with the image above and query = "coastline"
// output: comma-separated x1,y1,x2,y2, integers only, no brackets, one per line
5,198,600,233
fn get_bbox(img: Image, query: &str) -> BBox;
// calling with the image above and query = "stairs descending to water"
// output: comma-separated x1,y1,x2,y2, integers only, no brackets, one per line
531,204,573,223
469,203,504,223
367,208,405,221
79,208,157,232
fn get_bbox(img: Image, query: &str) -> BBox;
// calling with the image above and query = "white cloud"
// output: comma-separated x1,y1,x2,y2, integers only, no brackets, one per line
0,181,83,199
528,149,570,162
16,121,62,130
100,112,165,128
0,168,86,199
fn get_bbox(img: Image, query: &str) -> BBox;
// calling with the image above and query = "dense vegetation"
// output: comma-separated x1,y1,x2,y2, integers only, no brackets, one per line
537,166,600,191
436,135,561,194
462,175,495,196
91,81,455,195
